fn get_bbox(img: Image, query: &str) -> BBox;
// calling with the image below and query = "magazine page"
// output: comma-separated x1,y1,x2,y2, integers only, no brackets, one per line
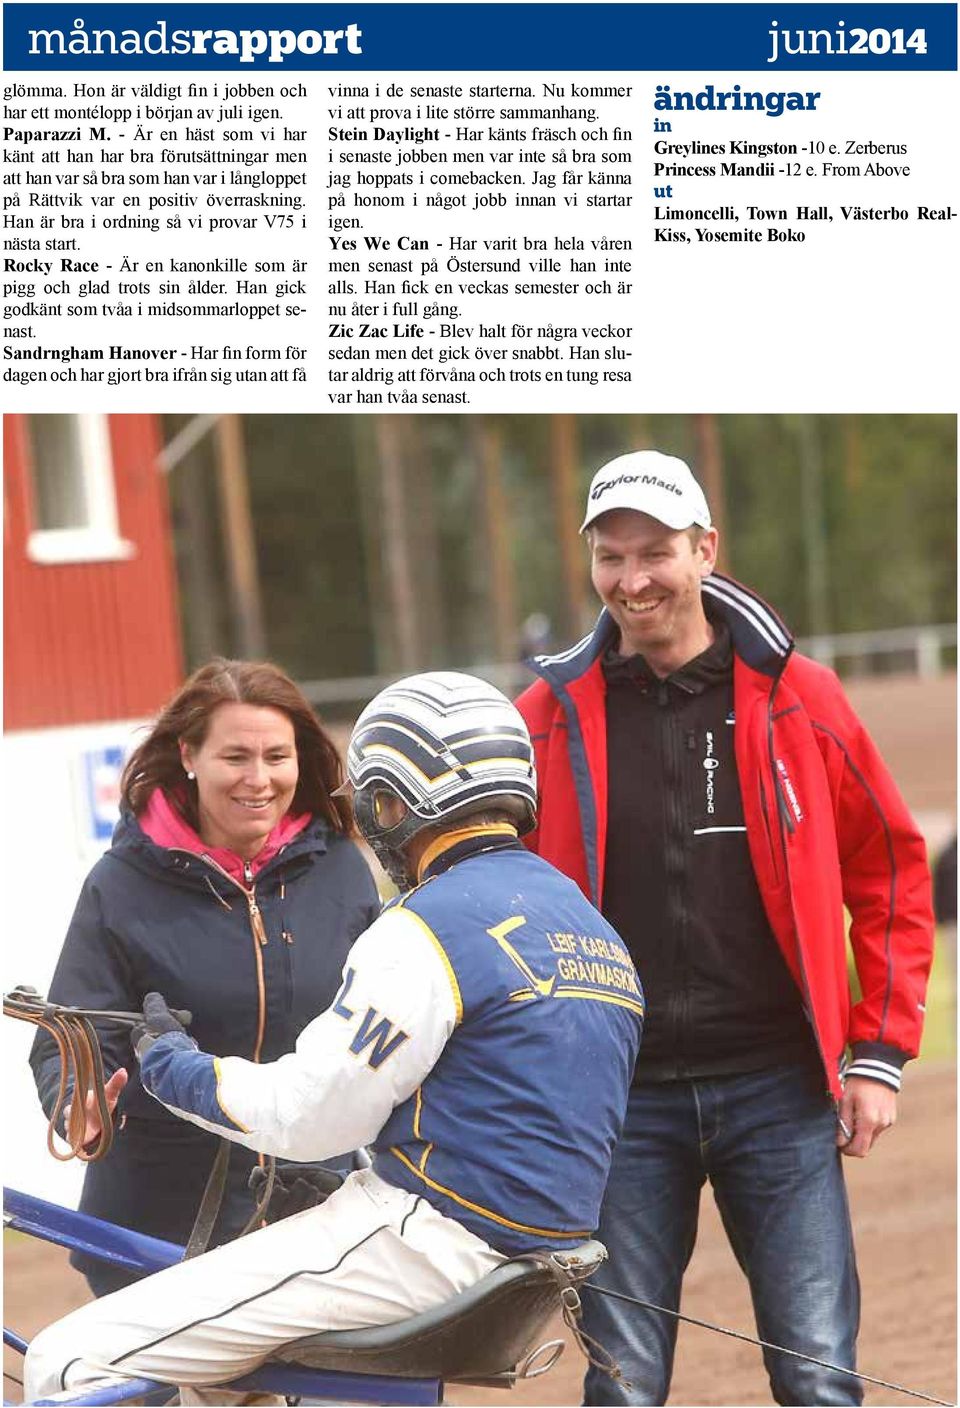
2,3,957,1406
2,4,957,407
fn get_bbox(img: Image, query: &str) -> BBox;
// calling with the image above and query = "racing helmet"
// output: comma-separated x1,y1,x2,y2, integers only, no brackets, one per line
345,671,537,887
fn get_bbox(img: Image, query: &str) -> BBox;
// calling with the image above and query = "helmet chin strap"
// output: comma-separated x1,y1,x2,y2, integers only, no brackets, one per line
367,835,415,890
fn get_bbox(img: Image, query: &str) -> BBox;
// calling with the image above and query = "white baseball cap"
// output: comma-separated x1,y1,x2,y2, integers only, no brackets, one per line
580,451,712,533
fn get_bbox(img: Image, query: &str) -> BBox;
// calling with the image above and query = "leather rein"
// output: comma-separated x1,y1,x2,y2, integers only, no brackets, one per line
3,986,273,1257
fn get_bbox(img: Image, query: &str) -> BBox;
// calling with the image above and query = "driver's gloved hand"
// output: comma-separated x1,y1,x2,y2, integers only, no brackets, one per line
248,1161,345,1222
131,992,191,1062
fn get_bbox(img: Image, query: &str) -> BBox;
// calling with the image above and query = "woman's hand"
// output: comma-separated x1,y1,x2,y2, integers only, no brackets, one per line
63,1067,128,1150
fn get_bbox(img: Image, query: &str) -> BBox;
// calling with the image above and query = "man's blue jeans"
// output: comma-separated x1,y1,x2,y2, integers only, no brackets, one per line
582,1064,862,1405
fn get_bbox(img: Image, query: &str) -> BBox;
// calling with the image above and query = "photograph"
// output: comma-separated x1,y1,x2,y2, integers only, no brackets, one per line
3,411,956,1406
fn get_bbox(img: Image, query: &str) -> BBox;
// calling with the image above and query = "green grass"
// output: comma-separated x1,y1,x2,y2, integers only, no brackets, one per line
918,930,956,1061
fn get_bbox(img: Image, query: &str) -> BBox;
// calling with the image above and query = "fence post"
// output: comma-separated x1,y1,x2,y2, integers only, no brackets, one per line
917,629,942,678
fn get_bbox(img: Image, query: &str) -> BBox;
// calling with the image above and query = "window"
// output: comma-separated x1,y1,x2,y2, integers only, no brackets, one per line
26,415,134,564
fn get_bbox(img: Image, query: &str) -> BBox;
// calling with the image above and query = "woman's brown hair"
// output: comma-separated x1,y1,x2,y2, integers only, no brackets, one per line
120,659,352,835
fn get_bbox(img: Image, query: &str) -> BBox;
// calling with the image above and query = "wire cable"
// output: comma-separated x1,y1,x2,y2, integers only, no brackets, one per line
584,1285,954,1405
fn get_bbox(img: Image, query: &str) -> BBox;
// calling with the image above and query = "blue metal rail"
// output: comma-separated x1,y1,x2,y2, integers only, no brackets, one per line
5,1188,442,1407
29,1365,441,1405
4,1189,183,1274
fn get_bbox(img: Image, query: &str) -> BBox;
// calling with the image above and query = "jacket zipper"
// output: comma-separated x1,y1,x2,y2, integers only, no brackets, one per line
660,684,688,1064
775,769,797,836
190,853,269,1065
765,679,827,1086
758,775,781,884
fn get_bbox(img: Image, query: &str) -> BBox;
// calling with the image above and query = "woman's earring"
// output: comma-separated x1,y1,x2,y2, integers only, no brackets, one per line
185,770,196,781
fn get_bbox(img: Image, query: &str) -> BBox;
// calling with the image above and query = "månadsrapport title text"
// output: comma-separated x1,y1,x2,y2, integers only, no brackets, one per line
21,16,929,67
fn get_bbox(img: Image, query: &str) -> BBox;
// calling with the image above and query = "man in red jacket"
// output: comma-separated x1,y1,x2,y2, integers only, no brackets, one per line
516,450,934,1406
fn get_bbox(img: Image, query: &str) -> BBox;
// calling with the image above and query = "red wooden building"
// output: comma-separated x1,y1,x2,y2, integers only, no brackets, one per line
4,414,182,729
4,413,184,1204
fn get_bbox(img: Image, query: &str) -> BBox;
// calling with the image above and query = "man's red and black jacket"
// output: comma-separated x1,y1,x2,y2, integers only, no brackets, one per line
516,573,934,1099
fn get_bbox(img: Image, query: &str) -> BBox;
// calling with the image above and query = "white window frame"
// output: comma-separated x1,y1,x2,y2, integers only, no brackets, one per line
26,415,135,565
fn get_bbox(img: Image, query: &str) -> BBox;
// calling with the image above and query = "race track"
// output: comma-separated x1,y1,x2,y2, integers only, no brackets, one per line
4,1063,955,1406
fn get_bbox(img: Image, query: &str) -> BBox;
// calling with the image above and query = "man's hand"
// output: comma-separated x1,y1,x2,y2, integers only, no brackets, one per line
131,992,190,1062
836,1076,898,1158
63,1067,128,1150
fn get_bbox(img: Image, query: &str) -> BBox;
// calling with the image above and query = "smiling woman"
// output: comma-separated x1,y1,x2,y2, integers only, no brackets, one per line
29,658,381,1297
180,703,301,859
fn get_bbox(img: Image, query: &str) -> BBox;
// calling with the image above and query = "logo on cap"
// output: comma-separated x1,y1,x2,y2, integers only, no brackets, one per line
592,472,682,501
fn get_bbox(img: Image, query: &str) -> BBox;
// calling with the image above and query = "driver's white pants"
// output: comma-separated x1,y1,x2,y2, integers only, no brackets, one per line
25,1168,503,1405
